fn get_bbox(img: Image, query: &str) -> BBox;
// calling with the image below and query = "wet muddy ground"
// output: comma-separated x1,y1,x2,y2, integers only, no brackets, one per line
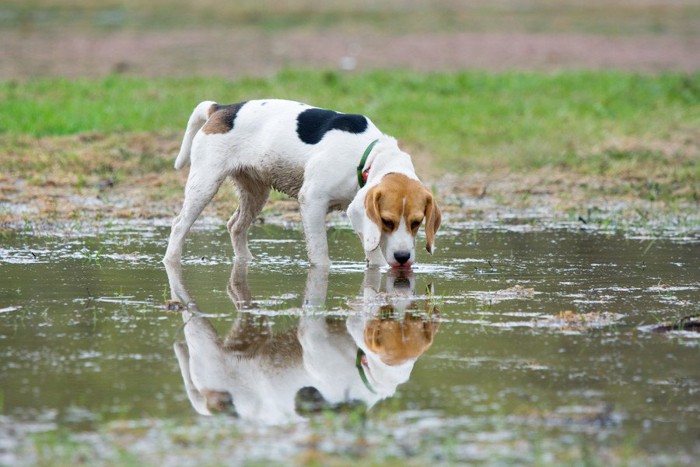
1,218,698,464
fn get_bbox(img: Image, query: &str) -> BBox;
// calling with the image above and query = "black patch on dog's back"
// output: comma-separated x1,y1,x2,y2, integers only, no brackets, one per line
202,101,248,134
296,108,368,144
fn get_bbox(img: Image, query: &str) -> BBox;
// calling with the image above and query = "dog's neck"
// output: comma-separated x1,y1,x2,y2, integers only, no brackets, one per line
363,141,418,186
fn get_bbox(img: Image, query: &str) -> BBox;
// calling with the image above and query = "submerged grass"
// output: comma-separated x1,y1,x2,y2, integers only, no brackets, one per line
15,414,667,466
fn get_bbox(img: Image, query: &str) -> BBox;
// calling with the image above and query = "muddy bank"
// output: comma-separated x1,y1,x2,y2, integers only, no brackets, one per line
1,132,697,238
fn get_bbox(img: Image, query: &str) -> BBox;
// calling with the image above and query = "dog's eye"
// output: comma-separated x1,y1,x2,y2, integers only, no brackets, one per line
381,218,395,231
410,220,422,231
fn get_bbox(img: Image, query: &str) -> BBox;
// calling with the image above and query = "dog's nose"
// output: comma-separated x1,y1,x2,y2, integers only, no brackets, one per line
394,250,411,265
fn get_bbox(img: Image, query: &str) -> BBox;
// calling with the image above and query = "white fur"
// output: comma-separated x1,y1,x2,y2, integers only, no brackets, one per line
164,99,426,267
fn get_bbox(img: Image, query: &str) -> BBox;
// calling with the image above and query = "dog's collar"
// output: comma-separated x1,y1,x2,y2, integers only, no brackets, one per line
355,348,377,394
357,139,379,188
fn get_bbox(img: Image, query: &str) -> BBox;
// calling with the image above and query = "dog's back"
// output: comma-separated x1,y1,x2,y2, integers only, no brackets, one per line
177,99,381,200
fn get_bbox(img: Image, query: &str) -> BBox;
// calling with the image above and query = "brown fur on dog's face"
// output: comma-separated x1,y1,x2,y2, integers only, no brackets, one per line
363,313,439,365
364,173,441,258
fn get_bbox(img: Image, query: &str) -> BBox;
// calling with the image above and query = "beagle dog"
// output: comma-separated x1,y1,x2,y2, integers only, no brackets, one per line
164,99,441,268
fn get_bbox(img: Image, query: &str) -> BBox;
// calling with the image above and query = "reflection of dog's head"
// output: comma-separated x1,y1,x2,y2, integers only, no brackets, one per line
364,312,439,365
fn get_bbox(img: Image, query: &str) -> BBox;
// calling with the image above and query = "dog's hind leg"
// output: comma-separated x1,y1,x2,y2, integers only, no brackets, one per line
227,171,270,261
164,168,226,264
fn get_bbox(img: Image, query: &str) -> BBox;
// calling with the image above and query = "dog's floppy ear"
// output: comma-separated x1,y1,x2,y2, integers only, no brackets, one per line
347,185,383,252
362,185,384,251
424,192,441,254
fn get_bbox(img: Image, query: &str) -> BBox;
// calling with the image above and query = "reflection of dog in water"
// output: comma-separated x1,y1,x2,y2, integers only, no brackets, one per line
166,263,439,424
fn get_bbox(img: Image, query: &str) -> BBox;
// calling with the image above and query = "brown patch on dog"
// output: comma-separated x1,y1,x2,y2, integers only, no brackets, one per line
364,313,439,365
202,101,247,135
264,158,306,199
225,159,306,200
364,173,442,253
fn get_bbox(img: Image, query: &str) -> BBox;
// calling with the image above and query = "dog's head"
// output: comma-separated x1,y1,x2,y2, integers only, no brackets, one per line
350,173,441,268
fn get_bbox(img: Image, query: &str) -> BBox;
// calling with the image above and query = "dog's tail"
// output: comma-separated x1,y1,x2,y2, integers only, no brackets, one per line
174,100,217,170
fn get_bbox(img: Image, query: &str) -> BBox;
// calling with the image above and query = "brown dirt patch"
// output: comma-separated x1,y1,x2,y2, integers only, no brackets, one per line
1,28,699,79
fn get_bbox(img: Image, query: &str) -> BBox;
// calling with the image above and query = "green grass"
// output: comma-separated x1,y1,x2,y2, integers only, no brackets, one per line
1,69,699,178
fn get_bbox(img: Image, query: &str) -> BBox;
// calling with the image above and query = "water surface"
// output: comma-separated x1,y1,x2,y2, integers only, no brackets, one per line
1,222,698,463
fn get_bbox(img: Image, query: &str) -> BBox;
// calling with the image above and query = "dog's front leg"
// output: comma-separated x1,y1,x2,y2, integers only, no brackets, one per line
304,264,330,308
299,195,331,266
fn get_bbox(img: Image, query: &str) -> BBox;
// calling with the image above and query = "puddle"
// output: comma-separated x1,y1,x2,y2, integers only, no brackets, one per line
1,222,699,464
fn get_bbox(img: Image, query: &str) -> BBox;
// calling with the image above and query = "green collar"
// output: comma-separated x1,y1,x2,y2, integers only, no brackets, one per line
357,139,379,188
355,348,377,394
